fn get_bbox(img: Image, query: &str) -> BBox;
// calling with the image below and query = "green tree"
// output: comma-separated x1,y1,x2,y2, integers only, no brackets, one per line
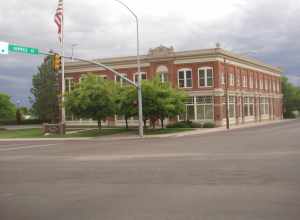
142,77,187,128
115,85,137,129
282,76,300,118
30,56,59,122
0,93,16,120
65,74,117,131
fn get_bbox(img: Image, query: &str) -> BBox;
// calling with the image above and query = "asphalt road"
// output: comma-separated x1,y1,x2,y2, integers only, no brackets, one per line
0,120,300,220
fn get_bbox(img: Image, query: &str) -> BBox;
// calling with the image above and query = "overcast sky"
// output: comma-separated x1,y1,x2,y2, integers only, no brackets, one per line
0,0,299,106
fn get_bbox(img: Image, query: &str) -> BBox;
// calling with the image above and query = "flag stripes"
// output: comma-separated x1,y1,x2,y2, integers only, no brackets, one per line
54,0,63,43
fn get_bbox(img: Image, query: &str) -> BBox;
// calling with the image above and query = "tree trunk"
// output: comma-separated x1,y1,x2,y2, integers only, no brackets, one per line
143,119,147,128
151,118,156,129
97,119,102,132
160,118,164,129
125,116,128,129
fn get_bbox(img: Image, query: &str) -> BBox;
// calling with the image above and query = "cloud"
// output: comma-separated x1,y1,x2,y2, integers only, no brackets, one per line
0,0,300,106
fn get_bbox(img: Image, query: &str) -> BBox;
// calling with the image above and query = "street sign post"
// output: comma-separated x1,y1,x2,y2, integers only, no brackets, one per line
8,44,39,55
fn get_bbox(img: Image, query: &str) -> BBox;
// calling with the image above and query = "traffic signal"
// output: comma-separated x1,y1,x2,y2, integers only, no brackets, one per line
52,53,62,72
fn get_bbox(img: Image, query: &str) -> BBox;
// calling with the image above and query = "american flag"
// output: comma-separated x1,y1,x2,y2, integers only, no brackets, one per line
54,0,63,43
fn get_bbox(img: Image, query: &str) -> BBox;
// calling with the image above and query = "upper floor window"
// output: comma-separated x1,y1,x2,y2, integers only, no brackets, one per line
115,73,128,87
198,67,213,87
242,75,247,88
249,77,253,88
236,74,240,87
156,65,169,83
159,72,168,83
220,72,225,85
178,69,192,88
134,72,147,84
265,79,268,91
65,77,75,94
229,73,235,86
260,79,263,89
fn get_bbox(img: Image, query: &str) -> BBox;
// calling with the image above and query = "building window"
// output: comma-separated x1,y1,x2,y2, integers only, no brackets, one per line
265,79,268,91
134,72,147,84
260,97,269,115
243,96,254,117
242,75,247,88
198,67,213,87
65,78,75,94
249,77,253,88
156,65,169,83
159,72,168,83
236,74,240,87
229,73,235,86
220,72,225,85
260,79,263,90
115,73,128,87
223,96,235,118
196,96,213,120
180,96,214,121
178,69,192,88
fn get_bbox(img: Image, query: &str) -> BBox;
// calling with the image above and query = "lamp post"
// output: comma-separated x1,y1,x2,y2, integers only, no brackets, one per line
114,0,143,137
224,57,230,129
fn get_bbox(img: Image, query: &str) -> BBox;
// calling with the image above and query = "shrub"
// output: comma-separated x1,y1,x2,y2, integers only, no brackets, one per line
166,121,191,128
203,122,215,128
190,122,203,128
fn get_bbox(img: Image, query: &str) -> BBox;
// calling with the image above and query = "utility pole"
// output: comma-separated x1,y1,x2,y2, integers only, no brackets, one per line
224,57,230,129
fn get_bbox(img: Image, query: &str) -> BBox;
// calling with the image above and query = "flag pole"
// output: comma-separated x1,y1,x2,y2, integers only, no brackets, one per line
60,1,65,134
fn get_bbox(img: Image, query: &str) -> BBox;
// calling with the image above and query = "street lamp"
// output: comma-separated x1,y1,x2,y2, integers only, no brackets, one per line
113,0,144,137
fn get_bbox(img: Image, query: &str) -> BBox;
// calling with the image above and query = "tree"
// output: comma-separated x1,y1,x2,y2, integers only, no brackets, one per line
65,74,117,131
30,56,59,122
142,77,187,128
0,93,16,120
115,85,137,129
282,76,300,118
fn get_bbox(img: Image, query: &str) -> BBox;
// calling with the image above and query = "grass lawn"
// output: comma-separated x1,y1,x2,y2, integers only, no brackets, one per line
0,128,44,138
0,127,195,139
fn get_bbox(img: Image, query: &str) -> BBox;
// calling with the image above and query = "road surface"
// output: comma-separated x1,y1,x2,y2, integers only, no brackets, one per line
0,120,300,220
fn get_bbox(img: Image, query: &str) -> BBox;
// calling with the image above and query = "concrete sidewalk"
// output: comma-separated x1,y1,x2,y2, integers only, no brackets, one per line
0,119,294,142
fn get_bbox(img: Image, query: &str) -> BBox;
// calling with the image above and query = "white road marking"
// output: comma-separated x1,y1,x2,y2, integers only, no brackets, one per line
73,151,300,161
0,143,59,152
0,143,29,148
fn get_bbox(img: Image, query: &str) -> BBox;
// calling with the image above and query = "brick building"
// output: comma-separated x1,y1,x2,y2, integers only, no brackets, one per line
64,45,283,127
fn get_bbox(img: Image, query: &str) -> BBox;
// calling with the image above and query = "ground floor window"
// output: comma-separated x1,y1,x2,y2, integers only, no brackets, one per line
180,96,214,121
243,96,254,117
260,97,269,115
223,96,235,118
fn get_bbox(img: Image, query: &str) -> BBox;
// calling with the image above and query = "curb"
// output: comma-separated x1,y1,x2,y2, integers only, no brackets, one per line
0,119,295,142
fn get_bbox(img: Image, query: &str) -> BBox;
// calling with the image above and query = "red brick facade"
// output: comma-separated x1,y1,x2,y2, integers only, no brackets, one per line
64,46,283,126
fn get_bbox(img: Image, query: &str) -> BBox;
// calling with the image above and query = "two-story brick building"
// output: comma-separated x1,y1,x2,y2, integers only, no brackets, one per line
64,45,283,127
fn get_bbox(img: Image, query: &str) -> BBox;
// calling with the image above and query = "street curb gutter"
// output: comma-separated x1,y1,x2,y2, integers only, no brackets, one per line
0,119,296,142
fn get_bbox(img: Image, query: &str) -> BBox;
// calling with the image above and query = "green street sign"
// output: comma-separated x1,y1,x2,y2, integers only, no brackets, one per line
8,44,39,55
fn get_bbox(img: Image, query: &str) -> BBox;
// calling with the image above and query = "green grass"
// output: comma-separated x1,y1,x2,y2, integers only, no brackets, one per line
0,127,194,139
0,128,44,138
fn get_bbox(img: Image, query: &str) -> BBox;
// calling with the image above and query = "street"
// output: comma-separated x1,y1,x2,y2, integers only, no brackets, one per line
0,120,300,220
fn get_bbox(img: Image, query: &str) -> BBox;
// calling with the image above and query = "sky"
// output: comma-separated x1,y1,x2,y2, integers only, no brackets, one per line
0,0,299,107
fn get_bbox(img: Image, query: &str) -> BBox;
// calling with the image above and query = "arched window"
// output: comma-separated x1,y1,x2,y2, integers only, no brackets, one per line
156,65,169,83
